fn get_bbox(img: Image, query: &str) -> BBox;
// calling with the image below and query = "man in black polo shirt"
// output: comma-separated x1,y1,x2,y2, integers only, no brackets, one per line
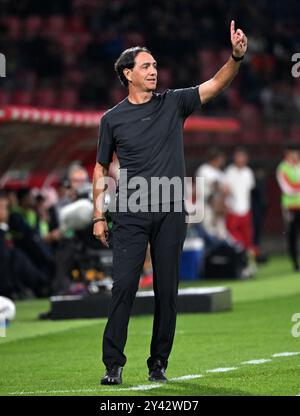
93,21,247,385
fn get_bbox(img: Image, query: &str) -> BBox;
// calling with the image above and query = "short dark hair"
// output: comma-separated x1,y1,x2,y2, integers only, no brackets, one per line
206,147,225,162
114,46,152,88
16,187,31,203
284,144,299,152
234,146,248,155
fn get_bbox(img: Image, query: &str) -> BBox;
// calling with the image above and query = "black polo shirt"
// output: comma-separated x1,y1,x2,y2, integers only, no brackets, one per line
96,86,201,206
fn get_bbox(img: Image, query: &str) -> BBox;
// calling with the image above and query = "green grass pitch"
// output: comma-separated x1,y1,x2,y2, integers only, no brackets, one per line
0,256,300,396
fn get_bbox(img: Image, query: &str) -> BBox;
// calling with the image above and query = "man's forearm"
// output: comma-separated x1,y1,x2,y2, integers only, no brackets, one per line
93,163,108,217
213,55,242,93
199,56,242,104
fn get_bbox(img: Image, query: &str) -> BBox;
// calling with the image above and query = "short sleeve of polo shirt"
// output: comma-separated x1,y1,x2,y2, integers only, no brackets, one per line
96,115,115,165
168,86,201,119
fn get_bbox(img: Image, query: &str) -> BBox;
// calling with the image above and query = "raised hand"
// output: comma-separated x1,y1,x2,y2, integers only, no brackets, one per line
230,20,247,58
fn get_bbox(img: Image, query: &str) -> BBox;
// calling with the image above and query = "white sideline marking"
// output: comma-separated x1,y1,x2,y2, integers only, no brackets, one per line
7,351,300,396
272,352,300,357
206,367,237,373
9,389,99,395
9,385,163,395
242,359,272,365
170,374,203,381
7,376,202,396
122,384,162,391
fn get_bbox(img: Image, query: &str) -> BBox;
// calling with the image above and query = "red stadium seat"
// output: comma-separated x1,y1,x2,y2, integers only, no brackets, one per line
66,16,86,34
43,15,65,38
24,16,42,37
59,33,76,52
11,90,33,106
197,49,219,66
3,16,22,39
58,89,79,110
0,91,10,105
212,133,238,145
265,126,284,144
76,33,92,54
239,104,262,129
240,129,261,144
238,104,262,143
33,88,57,108
124,32,146,49
219,48,233,64
290,125,300,142
227,88,242,110
64,68,84,86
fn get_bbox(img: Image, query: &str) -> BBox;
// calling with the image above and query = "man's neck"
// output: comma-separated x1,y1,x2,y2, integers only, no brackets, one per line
127,89,153,105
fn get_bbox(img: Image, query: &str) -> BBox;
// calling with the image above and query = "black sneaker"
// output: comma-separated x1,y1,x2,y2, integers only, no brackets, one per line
101,366,123,385
148,360,168,382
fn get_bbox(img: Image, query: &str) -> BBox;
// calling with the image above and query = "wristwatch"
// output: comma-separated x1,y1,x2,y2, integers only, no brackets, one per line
231,53,244,62
93,216,106,224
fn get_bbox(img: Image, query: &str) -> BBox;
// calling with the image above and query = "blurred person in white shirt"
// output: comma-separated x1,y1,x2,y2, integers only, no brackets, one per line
225,147,255,251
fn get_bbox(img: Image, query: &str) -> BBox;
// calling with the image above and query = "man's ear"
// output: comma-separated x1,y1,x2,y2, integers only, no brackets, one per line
123,68,132,83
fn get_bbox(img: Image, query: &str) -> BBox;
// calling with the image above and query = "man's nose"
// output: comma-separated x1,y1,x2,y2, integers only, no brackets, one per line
149,65,157,76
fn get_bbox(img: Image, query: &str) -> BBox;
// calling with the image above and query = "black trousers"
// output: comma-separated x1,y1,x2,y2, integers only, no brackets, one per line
102,202,187,370
285,209,300,269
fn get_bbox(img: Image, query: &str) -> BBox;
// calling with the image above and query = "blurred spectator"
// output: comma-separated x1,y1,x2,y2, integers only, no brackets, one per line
195,147,227,201
48,162,92,295
225,147,256,252
68,162,90,198
194,191,250,279
276,146,300,271
193,148,254,279
8,187,55,284
0,191,49,298
34,193,50,238
47,162,90,230
201,191,229,243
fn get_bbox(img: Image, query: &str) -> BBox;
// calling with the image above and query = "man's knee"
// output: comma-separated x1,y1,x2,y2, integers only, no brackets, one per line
112,274,139,296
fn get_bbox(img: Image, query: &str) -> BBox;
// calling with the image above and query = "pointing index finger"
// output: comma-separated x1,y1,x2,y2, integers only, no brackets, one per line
231,20,235,36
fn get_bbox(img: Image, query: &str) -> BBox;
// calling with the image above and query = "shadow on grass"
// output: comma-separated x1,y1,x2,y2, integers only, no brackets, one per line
104,381,254,396
145,382,253,396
